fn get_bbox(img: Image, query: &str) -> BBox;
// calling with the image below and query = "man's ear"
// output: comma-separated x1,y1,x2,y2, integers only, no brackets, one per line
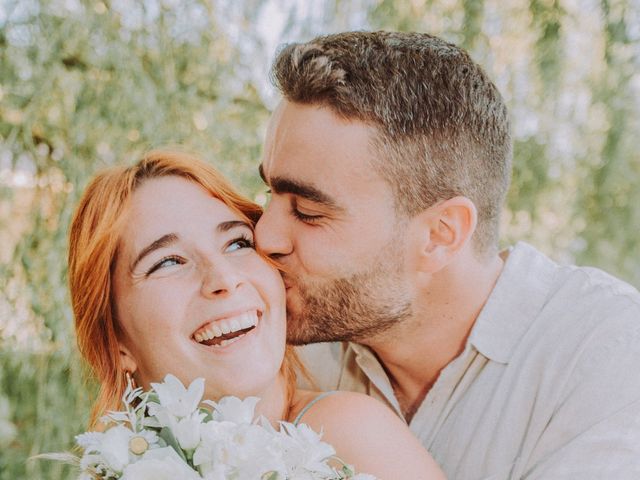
119,342,138,375
410,196,477,274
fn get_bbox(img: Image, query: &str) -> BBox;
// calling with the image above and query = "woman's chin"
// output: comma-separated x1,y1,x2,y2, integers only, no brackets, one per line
140,312,285,400
201,367,283,402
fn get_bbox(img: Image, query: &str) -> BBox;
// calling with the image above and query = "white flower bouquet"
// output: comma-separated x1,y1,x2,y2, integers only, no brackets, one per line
56,374,374,480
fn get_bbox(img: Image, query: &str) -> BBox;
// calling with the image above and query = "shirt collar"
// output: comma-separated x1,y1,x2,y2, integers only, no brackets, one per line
348,343,403,414
468,241,556,364
349,242,556,372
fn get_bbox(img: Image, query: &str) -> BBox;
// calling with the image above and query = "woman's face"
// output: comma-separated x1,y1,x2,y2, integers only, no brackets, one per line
112,175,286,400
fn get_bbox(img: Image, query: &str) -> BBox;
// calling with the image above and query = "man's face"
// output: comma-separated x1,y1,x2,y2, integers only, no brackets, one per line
256,101,413,345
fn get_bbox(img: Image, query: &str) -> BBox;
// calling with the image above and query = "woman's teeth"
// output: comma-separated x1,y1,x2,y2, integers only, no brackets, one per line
194,311,259,345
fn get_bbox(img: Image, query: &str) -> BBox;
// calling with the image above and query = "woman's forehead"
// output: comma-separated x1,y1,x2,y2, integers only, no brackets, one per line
121,177,242,251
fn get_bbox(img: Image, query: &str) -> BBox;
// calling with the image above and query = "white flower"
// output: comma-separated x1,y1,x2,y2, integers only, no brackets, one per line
149,374,204,419
201,463,228,480
231,424,288,478
77,425,131,473
194,420,286,479
76,425,159,476
121,447,200,480
75,431,103,451
280,422,336,477
173,413,205,450
205,395,260,424
192,420,236,475
60,375,378,479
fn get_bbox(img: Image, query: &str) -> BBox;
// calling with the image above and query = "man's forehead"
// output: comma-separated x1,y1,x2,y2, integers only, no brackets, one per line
262,102,375,167
264,100,286,141
261,100,289,175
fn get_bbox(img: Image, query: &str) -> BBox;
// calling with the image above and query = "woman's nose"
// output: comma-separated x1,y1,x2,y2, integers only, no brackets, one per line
200,260,243,298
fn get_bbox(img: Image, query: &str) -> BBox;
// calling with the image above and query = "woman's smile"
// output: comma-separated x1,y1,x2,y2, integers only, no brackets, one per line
192,309,262,348
193,309,259,344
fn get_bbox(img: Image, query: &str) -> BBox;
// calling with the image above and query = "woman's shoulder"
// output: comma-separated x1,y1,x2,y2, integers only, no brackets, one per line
288,390,445,480
289,389,398,427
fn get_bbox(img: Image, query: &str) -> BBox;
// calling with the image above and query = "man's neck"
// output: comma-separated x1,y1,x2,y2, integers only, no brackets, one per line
367,253,504,422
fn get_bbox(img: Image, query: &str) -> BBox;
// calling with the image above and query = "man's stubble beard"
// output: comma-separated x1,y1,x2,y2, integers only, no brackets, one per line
285,240,413,345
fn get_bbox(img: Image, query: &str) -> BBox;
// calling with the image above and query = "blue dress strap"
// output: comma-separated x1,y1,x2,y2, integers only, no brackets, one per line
292,391,338,426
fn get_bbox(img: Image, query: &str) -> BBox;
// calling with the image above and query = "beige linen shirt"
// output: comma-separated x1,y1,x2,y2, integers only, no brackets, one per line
297,242,640,479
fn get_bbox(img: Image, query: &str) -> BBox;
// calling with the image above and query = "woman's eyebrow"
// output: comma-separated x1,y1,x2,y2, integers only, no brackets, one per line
217,220,252,233
131,233,179,271
130,222,250,270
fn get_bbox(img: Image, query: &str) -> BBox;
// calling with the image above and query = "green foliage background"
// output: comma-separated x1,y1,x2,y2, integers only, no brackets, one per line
0,0,638,478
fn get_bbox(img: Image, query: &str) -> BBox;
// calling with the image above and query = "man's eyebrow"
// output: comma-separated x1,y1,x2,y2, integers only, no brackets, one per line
217,220,252,233
271,176,340,209
131,233,179,271
259,163,342,210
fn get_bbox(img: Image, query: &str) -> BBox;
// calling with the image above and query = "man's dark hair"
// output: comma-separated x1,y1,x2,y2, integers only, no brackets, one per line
271,31,512,256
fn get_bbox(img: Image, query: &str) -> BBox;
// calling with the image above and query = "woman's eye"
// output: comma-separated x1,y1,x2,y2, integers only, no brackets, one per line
226,236,255,252
146,256,183,275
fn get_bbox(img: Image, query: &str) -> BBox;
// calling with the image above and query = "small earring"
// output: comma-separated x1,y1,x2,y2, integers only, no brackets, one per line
124,371,138,390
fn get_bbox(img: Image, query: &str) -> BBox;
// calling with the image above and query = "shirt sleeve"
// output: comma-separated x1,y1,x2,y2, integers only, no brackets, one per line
523,304,640,479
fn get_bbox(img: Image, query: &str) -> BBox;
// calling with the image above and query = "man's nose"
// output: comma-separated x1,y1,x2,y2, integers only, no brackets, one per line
256,199,293,258
200,259,243,298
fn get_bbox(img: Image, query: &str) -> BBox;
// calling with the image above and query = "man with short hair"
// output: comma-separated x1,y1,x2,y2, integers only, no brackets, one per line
256,31,640,479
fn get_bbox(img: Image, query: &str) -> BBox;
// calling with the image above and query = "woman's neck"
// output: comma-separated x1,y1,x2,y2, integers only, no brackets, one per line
252,373,290,426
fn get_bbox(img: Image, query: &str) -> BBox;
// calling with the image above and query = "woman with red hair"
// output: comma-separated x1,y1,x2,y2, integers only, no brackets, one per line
68,150,444,479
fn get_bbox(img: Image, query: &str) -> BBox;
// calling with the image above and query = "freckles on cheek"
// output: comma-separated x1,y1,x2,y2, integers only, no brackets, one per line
139,302,176,335
119,288,174,338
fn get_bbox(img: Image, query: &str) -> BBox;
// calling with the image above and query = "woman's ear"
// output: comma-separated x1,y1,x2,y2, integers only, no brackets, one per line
119,342,138,375
410,196,477,274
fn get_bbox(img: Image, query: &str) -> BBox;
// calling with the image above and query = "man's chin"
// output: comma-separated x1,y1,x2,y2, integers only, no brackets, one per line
285,312,310,345
285,300,302,325
285,311,325,345
286,317,343,345
286,335,308,346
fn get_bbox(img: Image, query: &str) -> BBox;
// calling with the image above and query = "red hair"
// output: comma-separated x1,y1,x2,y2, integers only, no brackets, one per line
68,150,299,426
